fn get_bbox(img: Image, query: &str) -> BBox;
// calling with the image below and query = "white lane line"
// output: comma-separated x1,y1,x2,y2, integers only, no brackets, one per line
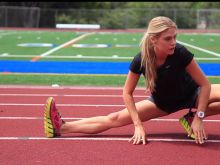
0,93,147,98
1,117,220,123
0,117,45,120
0,136,219,143
177,40,220,57
0,103,125,107
0,85,146,90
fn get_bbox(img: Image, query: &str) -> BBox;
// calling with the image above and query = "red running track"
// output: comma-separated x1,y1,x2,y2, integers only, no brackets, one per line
1,85,220,165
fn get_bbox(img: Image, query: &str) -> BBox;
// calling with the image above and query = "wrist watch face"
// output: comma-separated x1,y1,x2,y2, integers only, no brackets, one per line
197,111,205,118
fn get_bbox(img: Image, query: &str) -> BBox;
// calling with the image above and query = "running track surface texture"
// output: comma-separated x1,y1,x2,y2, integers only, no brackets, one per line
1,85,220,165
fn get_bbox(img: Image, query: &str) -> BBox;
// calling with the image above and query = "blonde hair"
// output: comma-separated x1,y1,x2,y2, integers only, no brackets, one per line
140,16,177,92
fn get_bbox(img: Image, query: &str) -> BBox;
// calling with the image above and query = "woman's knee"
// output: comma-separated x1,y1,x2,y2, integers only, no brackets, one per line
108,112,119,121
107,111,131,127
209,84,220,102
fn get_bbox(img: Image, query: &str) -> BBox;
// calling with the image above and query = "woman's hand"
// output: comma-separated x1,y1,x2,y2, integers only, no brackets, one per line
190,117,208,144
129,124,146,145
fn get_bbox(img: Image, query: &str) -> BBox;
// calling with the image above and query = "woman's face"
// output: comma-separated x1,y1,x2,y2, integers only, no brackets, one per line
151,28,177,58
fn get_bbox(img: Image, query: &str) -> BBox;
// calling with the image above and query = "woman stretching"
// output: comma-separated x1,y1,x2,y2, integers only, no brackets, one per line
44,16,220,145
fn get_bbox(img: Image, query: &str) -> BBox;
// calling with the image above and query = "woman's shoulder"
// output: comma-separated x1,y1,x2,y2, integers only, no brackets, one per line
174,43,191,55
131,52,142,63
134,52,142,59
175,43,186,52
174,43,194,67
174,42,194,55
129,52,145,75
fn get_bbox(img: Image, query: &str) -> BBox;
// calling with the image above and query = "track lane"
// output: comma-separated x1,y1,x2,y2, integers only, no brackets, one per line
1,85,220,165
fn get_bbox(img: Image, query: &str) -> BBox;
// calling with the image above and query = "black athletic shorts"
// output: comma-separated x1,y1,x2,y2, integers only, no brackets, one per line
147,87,200,114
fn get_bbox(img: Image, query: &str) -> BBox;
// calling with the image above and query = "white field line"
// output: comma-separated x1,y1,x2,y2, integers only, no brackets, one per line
0,31,17,36
0,55,133,60
0,136,220,143
177,40,220,58
0,93,146,98
196,57,220,60
1,54,220,60
182,33,220,36
38,33,95,58
0,116,220,123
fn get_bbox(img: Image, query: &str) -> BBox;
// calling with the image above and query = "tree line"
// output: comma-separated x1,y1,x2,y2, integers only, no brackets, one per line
0,2,220,10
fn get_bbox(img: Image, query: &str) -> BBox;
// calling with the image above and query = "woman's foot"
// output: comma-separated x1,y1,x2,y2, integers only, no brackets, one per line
44,97,64,138
179,110,196,139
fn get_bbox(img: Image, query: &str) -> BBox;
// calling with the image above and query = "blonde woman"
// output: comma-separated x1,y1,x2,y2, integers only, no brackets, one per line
44,16,220,145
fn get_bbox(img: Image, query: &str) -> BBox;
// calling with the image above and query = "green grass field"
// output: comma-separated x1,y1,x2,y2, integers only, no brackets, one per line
1,30,220,61
0,29,220,86
1,73,220,87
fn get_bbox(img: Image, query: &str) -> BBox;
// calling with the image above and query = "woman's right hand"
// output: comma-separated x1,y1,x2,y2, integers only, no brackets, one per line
129,124,146,145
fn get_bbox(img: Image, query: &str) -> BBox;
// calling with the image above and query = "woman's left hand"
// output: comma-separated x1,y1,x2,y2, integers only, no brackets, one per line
190,117,208,144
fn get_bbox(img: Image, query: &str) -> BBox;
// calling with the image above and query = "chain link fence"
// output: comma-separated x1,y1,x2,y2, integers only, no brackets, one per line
0,6,220,29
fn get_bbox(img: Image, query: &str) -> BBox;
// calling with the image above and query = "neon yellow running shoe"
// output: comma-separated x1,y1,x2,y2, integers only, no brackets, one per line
44,97,63,138
179,111,196,139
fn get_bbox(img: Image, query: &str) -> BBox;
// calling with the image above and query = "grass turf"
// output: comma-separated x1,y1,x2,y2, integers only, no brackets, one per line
1,73,219,87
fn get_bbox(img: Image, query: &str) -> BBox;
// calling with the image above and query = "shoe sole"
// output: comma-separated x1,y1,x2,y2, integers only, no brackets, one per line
44,97,55,138
179,117,195,139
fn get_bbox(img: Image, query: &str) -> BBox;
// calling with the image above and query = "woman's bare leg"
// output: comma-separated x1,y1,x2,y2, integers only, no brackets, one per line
205,84,220,117
60,100,168,134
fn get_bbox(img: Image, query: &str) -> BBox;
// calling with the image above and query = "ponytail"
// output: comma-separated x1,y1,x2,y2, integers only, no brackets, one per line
140,16,177,92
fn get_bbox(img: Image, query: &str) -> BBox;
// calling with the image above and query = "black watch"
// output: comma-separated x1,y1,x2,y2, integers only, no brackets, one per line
197,111,205,119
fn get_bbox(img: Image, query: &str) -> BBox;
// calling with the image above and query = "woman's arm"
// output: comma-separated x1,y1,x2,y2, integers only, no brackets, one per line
123,71,146,145
186,59,211,144
186,59,211,114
